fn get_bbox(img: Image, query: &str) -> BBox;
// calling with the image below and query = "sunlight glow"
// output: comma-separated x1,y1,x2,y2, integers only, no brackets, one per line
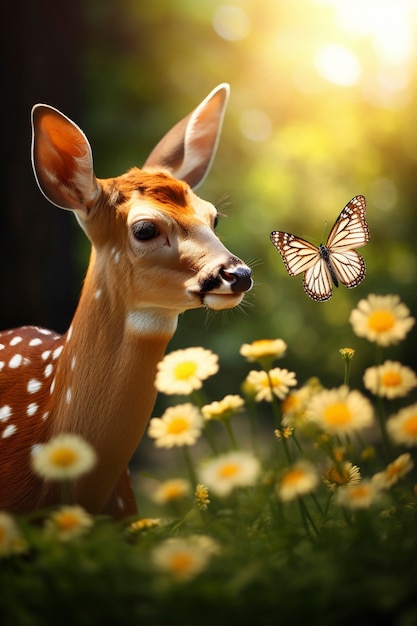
316,0,416,65
333,0,414,65
212,5,251,41
240,110,272,142
314,44,361,86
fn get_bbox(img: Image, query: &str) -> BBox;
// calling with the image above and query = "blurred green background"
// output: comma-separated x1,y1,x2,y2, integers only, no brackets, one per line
3,0,417,402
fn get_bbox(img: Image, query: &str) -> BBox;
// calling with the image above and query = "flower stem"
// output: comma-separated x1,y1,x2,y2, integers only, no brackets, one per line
223,419,239,450
182,446,198,487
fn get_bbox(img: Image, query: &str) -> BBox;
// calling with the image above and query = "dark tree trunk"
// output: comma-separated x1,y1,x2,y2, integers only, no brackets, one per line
0,0,85,333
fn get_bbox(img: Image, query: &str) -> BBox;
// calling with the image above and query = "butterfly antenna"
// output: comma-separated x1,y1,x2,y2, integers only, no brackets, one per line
320,221,328,244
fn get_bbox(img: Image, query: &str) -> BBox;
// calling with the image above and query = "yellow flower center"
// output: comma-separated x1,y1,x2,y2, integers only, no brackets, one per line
268,375,282,388
386,464,401,480
167,417,189,435
282,393,300,414
381,370,402,387
49,447,78,468
218,462,239,478
163,485,185,500
348,486,369,499
326,467,350,486
174,361,197,380
367,310,395,333
404,415,417,437
170,552,194,573
323,402,351,426
282,468,306,486
55,512,80,531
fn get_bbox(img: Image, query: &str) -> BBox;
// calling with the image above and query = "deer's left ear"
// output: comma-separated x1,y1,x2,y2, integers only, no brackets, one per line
143,84,230,189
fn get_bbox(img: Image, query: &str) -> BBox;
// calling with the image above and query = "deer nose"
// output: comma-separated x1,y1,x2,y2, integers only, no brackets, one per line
220,265,253,293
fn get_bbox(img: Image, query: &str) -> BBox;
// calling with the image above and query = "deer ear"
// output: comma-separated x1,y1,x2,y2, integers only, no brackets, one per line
143,84,230,189
31,104,101,217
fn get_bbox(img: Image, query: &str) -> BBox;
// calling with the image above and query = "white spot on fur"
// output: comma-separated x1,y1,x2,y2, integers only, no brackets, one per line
2,424,17,438
71,356,76,371
114,251,121,263
52,346,64,360
94,289,102,300
41,350,51,361
0,362,4,371
0,344,5,350
67,326,73,342
126,311,178,336
0,406,11,422
27,403,38,416
50,378,56,394
66,388,72,404
45,364,53,378
8,354,23,369
29,338,42,347
39,329,53,335
27,379,42,394
10,336,23,346
42,412,49,421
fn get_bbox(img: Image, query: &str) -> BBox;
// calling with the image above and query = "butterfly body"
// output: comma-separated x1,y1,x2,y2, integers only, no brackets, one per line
319,244,339,288
270,195,369,302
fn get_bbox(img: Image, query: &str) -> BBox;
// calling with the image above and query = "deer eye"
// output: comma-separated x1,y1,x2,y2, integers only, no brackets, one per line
132,221,159,241
213,215,219,229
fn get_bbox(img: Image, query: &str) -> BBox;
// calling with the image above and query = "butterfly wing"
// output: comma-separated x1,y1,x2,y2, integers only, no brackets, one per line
329,249,366,289
303,257,334,301
326,195,369,288
326,195,369,252
270,231,320,276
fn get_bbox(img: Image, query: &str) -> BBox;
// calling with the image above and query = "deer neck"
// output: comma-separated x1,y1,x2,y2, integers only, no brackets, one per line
47,250,177,512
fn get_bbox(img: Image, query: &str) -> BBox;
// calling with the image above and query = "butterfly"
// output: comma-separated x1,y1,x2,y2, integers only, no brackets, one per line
270,195,369,302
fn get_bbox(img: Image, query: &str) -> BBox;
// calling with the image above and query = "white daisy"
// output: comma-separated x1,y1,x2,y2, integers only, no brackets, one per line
363,361,417,399
277,461,319,502
148,403,203,448
306,386,374,436
31,433,97,480
155,347,219,395
349,294,415,346
199,451,261,496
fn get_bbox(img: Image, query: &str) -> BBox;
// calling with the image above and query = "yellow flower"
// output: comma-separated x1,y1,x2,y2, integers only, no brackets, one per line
127,518,162,534
0,512,28,558
339,347,355,361
155,347,219,395
151,535,220,582
277,461,319,502
274,426,294,440
245,368,297,402
240,339,287,366
363,361,417,399
45,505,93,541
31,433,97,480
349,294,415,346
152,479,190,503
323,462,362,490
201,395,244,421
336,480,381,509
306,385,374,436
195,484,211,510
372,453,414,489
386,403,417,447
199,451,261,496
148,404,203,448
